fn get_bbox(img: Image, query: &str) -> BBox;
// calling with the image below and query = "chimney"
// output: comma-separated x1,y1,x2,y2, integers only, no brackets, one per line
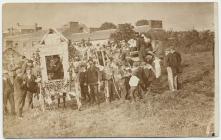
69,21,80,33
35,23,38,28
8,27,14,35
35,23,42,31
8,28,11,34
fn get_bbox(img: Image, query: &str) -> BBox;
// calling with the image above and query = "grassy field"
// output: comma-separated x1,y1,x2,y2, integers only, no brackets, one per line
3,51,215,138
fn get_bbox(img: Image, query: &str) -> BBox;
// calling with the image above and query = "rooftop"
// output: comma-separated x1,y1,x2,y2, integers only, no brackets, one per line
18,25,36,30
4,25,162,42
67,28,116,42
4,30,47,41
67,25,151,42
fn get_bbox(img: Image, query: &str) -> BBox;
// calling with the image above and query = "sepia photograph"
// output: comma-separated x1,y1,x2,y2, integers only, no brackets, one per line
2,2,218,138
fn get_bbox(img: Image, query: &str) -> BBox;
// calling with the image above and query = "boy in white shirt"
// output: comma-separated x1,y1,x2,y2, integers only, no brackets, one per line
128,68,140,102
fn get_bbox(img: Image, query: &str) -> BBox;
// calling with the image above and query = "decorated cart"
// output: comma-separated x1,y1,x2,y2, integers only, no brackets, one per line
34,28,82,109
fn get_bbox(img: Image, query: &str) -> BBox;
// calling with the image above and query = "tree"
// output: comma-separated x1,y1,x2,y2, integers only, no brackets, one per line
99,22,117,30
110,23,136,43
135,19,150,26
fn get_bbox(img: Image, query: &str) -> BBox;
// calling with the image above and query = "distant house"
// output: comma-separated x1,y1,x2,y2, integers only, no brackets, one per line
61,21,89,37
66,25,161,45
6,23,42,36
136,20,163,29
17,24,41,34
89,27,100,33
3,20,163,60
66,28,116,45
134,25,151,33
3,30,46,59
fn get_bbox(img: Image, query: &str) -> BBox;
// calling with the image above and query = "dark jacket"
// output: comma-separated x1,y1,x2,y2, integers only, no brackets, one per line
86,66,99,85
135,67,144,83
14,75,26,96
164,51,182,75
136,38,145,49
143,67,155,82
79,71,87,86
172,51,182,66
23,74,37,93
3,77,14,95
145,42,153,52
139,46,147,61
138,39,153,61
172,51,182,73
164,53,173,67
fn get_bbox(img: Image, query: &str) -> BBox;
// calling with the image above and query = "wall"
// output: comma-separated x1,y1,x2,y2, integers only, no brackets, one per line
3,35,42,59
21,29,35,34
150,20,163,29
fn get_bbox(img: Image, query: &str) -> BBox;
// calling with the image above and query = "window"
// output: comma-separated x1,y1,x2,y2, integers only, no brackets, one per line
45,55,64,80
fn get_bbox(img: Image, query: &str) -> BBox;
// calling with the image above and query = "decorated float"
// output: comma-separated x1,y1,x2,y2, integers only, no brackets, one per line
33,28,80,108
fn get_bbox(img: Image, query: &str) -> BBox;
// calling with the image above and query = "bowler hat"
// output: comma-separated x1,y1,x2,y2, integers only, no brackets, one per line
88,58,93,63
80,62,86,68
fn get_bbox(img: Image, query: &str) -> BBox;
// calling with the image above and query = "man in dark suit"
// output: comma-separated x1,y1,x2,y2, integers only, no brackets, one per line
14,69,27,118
3,70,16,115
23,67,37,109
86,59,100,105
137,36,147,61
171,48,182,90
164,47,182,91
137,35,153,62
79,65,90,102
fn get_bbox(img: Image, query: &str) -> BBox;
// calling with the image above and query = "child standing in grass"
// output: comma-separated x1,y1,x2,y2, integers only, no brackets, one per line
128,67,140,102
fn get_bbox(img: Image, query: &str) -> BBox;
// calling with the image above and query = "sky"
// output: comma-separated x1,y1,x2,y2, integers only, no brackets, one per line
3,3,216,31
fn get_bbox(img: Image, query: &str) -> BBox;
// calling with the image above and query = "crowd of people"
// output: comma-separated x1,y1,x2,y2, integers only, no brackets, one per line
3,33,182,119
4,56,40,118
